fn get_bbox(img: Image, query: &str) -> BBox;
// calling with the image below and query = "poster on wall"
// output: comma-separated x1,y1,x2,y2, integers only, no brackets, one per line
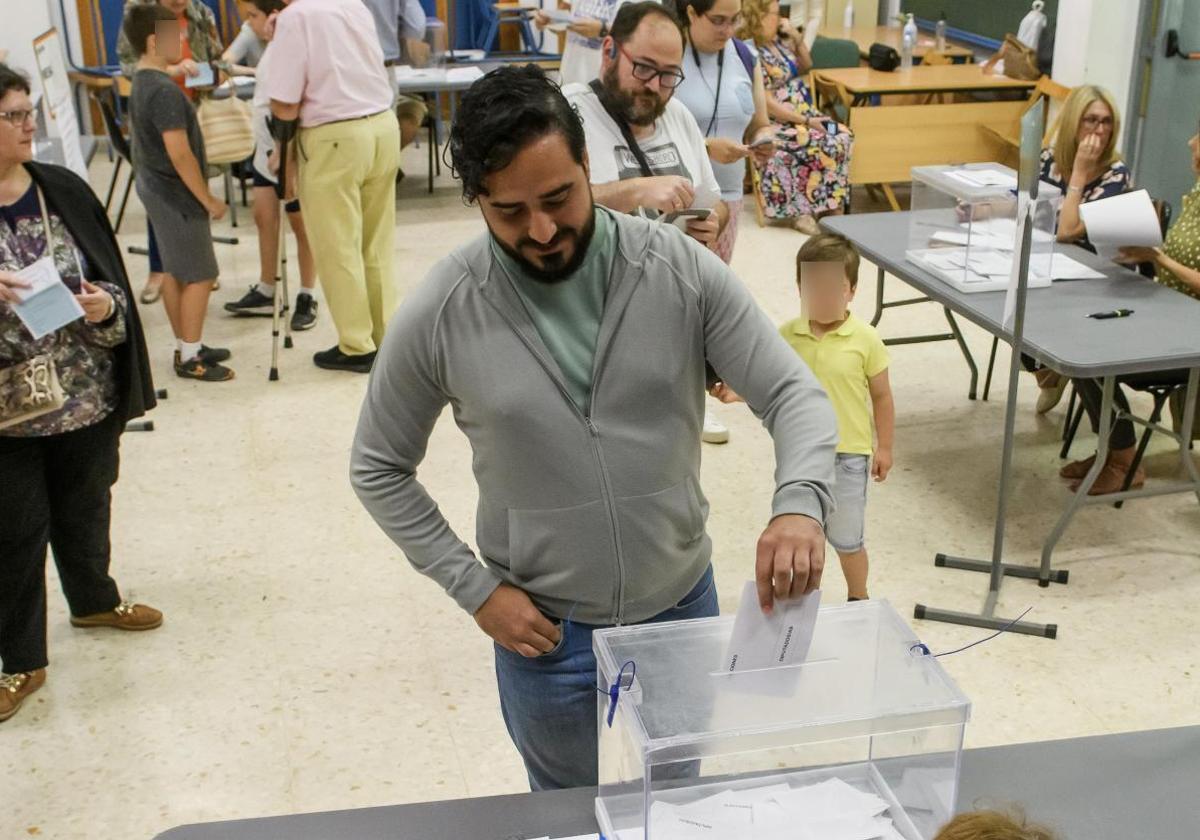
32,29,88,181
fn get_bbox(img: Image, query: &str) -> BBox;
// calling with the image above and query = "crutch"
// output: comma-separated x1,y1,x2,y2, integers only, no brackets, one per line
268,133,294,381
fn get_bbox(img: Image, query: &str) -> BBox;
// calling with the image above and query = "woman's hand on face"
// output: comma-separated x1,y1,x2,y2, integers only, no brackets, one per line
706,137,751,165
76,280,114,323
779,18,798,41
1075,133,1103,170
0,270,31,304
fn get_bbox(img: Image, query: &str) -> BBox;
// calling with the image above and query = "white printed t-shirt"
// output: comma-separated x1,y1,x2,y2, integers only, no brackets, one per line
564,82,723,211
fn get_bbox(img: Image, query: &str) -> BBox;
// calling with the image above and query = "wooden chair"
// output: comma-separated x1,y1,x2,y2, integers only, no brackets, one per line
981,75,1072,165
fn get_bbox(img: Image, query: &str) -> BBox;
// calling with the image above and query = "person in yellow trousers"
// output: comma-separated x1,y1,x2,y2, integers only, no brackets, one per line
260,0,400,372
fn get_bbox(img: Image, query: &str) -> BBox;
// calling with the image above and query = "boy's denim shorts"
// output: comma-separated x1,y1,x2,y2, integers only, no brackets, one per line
826,453,870,553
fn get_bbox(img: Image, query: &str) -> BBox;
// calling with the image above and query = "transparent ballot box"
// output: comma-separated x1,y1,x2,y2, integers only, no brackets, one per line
905,163,1063,294
593,600,970,840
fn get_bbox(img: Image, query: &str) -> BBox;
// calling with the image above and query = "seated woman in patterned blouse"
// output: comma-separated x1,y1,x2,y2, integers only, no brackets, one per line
1029,85,1133,414
0,65,161,724
1058,126,1200,497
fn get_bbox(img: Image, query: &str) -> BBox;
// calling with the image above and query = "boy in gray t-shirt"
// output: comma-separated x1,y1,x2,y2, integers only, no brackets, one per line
124,3,235,382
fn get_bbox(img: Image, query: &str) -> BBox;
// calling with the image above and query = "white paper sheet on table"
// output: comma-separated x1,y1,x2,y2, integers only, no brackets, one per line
541,8,577,23
722,582,820,673
10,256,84,340
1078,188,1163,262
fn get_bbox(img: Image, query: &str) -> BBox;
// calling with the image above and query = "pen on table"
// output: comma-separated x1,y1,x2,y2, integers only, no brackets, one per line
1088,309,1134,320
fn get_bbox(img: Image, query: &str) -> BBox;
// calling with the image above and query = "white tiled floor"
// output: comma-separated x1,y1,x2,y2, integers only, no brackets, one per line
3,147,1199,838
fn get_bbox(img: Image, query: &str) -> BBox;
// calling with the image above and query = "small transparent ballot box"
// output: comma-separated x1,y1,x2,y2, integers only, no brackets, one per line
593,600,970,840
905,163,1063,294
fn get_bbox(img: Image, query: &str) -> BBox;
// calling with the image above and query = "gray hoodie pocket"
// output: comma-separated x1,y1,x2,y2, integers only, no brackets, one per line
507,498,613,600
615,478,705,575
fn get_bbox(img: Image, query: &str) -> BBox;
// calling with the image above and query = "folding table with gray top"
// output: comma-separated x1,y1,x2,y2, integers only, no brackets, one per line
822,212,1200,635
150,725,1200,840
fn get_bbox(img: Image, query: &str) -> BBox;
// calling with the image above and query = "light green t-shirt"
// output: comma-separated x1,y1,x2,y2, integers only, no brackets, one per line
493,209,616,413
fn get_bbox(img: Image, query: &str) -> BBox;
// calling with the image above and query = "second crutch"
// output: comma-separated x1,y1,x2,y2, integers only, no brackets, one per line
268,123,295,382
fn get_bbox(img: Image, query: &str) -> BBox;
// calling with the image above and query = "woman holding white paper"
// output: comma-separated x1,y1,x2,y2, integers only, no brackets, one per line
0,65,161,724
1056,127,1200,495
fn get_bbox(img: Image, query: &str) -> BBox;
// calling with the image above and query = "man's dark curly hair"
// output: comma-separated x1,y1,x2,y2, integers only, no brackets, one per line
448,65,587,203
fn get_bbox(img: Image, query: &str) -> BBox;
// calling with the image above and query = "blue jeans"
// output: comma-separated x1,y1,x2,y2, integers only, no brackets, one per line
494,566,719,791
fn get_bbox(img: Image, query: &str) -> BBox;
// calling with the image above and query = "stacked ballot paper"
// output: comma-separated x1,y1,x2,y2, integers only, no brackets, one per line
647,778,906,840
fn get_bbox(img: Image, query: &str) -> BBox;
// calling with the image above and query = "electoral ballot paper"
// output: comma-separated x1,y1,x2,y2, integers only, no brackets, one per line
10,256,84,340
722,582,821,673
1078,188,1163,262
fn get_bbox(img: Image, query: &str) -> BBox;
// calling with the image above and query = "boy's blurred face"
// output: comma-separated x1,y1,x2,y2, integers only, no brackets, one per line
798,261,854,324
151,21,183,62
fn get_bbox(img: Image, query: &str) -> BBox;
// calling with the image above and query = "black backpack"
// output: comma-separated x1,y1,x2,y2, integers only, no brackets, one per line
868,43,901,72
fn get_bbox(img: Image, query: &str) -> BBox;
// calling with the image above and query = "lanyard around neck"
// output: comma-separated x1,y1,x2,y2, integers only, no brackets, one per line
691,44,725,137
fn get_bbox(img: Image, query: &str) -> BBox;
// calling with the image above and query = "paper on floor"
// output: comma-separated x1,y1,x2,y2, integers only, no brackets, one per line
721,582,820,673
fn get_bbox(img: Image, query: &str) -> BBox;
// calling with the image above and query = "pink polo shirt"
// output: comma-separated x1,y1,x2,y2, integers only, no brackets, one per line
261,0,394,128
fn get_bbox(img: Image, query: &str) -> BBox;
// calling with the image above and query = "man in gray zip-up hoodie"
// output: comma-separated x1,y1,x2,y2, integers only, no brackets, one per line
351,63,837,791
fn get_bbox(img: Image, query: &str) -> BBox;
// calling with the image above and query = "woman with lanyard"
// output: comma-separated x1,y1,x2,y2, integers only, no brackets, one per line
671,0,774,264
0,65,161,724
118,0,225,305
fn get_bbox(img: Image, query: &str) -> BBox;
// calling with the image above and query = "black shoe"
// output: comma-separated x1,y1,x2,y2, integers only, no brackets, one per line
291,294,318,332
224,286,275,317
313,345,375,373
199,345,231,364
174,353,235,382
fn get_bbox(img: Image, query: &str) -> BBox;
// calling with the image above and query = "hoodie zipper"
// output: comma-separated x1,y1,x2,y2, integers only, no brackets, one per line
481,278,629,626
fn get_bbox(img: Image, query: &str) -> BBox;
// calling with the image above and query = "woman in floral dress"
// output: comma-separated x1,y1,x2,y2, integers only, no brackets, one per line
740,0,852,234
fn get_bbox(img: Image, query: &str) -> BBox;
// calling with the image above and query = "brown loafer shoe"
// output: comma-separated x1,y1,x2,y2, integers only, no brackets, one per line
0,668,46,723
70,602,163,631
1059,453,1097,480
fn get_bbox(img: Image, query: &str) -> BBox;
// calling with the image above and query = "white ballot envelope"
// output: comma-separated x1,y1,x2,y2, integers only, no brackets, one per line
722,582,821,673
10,256,84,340
1078,188,1163,262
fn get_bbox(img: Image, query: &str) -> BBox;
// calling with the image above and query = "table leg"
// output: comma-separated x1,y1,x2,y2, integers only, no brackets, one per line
1039,375,1115,583
880,184,902,212
871,267,885,327
944,307,979,400
1178,368,1200,505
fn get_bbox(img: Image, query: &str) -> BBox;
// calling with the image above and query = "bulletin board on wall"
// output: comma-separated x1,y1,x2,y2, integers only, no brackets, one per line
902,0,1057,48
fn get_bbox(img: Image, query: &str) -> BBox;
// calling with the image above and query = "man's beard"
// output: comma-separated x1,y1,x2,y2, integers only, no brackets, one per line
491,206,598,285
600,64,668,128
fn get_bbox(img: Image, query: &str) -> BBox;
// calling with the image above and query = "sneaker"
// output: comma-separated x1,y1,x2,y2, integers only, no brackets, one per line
224,286,276,317
291,294,318,331
314,345,376,373
70,601,163,631
0,669,46,723
702,410,730,444
175,353,235,382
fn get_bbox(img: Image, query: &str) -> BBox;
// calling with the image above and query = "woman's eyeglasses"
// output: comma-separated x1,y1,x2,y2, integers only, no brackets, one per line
617,43,686,89
1081,115,1113,129
0,109,38,127
702,12,743,30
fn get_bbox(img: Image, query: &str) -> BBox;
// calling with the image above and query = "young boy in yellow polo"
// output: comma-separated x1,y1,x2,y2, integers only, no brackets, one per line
780,233,894,600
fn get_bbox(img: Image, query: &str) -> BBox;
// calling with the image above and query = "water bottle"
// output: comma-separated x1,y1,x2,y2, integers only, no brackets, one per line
843,1,855,29
935,12,947,51
901,14,917,70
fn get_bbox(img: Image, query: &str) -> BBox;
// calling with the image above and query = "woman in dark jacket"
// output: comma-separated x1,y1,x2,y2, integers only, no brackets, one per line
0,64,161,724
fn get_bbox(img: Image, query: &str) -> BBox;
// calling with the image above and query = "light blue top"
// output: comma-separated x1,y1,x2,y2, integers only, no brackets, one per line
672,40,757,202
